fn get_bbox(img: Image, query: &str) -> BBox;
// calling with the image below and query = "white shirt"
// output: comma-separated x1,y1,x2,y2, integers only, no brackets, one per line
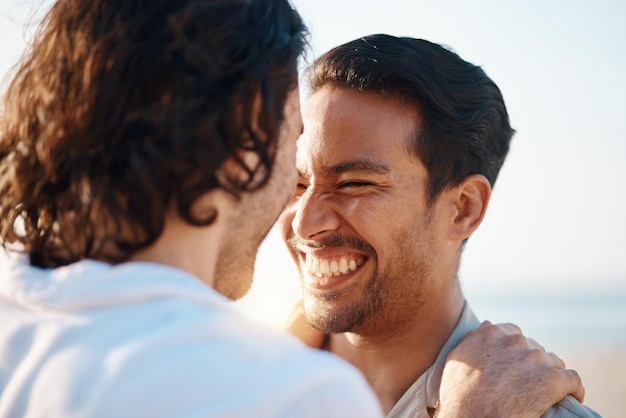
0,258,383,418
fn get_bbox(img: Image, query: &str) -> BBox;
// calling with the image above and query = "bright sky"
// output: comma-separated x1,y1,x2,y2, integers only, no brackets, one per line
1,0,625,323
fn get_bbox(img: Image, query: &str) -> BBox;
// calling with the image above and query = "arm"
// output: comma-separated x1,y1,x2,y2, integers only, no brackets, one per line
436,321,586,418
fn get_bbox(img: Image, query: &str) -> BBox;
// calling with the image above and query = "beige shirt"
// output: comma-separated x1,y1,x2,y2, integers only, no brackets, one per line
387,304,601,418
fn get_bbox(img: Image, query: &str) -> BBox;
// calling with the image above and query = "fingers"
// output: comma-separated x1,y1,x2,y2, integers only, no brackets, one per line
518,343,585,405
441,319,590,417
477,321,522,336
545,351,566,369
563,368,585,403
481,323,586,404
522,336,545,352
477,322,549,352
450,320,588,416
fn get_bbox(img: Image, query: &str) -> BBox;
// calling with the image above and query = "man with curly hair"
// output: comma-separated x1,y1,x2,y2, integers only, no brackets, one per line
0,1,586,417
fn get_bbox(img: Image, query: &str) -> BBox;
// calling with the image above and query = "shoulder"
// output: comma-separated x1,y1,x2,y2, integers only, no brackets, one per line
542,395,602,418
3,259,382,417
270,364,383,417
87,325,383,417
91,299,382,416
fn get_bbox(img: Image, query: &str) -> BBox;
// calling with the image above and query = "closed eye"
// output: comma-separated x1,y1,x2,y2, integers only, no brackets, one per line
338,181,375,188
293,182,308,197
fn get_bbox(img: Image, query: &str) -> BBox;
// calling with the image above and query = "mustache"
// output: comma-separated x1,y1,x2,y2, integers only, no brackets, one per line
286,232,375,256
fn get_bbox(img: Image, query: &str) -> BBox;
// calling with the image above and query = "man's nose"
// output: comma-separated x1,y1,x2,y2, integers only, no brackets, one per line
291,188,340,240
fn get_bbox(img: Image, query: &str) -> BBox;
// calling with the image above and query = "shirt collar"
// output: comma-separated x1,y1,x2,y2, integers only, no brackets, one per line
386,302,480,418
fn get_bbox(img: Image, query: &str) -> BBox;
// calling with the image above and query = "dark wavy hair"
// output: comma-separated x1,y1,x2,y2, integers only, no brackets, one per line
307,34,514,203
0,0,308,267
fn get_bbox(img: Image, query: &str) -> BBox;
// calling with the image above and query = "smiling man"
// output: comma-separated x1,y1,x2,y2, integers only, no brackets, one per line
279,34,600,418
0,0,595,414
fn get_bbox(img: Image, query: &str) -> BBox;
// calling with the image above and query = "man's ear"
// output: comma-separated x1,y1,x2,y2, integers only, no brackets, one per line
448,174,492,241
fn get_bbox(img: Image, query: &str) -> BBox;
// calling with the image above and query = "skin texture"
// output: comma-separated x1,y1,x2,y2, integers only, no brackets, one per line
279,85,585,415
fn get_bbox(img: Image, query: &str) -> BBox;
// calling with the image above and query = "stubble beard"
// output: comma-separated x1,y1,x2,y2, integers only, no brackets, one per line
300,230,433,336
213,196,280,301
302,272,384,334
214,244,257,300
214,153,295,300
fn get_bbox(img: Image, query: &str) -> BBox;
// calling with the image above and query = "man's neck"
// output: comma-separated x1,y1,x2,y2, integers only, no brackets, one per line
328,287,465,415
129,209,226,288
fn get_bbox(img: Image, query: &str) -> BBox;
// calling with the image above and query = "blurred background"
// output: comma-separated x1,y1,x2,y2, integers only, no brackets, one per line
1,0,624,416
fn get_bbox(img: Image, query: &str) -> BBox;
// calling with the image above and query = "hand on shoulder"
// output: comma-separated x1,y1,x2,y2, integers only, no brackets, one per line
437,321,585,418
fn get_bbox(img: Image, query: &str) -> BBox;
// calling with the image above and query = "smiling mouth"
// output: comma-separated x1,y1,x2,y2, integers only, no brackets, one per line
304,254,365,278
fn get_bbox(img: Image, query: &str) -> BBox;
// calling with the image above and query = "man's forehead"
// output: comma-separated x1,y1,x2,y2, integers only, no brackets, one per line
297,85,423,177
296,126,393,179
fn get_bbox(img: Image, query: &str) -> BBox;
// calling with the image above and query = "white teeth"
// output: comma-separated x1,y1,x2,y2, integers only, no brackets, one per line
339,258,348,274
312,257,320,272
349,259,357,271
320,259,330,274
304,254,363,278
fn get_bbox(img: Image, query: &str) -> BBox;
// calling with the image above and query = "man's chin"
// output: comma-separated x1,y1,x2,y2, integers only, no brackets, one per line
302,296,362,334
214,265,254,300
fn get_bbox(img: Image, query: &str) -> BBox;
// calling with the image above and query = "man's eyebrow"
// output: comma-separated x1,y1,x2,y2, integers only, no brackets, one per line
326,160,390,175
297,160,390,179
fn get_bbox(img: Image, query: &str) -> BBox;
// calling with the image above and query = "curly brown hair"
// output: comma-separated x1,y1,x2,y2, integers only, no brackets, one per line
0,0,308,267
